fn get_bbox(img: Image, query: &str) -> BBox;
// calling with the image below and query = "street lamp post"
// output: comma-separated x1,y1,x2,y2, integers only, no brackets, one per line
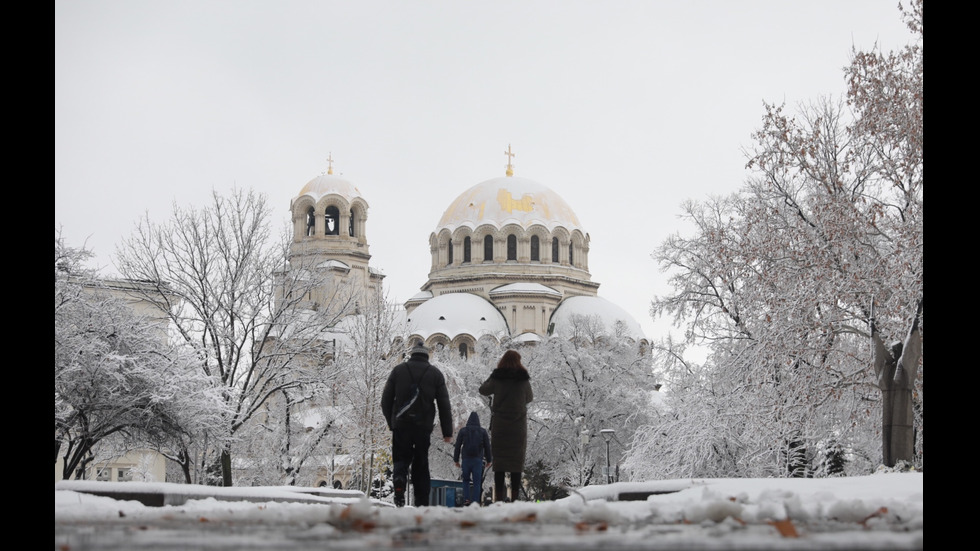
600,429,615,484
575,416,588,487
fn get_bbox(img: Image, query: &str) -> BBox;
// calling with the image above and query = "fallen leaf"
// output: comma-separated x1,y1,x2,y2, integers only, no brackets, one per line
770,519,798,538
351,519,375,532
506,513,537,523
860,507,889,526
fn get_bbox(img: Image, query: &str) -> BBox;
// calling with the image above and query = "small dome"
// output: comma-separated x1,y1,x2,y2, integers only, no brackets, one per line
551,296,645,341
405,293,508,341
437,176,582,233
293,174,364,206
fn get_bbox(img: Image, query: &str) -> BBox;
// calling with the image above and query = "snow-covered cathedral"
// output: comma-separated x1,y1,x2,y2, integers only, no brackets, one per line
288,148,646,357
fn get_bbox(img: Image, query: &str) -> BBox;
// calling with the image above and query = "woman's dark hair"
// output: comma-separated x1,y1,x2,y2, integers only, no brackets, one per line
497,349,526,371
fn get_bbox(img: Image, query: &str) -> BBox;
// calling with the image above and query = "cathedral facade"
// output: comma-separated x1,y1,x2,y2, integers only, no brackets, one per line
287,151,645,358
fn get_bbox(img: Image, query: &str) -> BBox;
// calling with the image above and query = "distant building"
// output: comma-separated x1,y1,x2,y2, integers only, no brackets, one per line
54,279,176,483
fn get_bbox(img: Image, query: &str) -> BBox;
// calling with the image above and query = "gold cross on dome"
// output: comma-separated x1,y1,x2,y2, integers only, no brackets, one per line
504,144,516,177
326,153,334,175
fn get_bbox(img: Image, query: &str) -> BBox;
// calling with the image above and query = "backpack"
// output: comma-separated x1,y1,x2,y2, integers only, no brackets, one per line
461,427,484,458
394,365,430,423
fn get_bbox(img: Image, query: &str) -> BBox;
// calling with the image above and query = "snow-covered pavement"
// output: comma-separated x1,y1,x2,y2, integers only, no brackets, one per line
55,473,923,550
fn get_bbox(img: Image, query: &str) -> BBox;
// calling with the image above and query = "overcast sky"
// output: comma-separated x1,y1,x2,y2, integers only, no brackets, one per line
55,0,915,342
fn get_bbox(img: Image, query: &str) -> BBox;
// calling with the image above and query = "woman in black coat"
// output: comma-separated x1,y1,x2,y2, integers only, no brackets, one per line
479,349,533,502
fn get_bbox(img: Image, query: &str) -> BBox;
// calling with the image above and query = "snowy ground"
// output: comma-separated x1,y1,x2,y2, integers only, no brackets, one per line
55,471,923,550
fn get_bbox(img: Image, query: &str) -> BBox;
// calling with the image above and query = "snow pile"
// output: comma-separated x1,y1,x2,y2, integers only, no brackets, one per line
56,473,923,550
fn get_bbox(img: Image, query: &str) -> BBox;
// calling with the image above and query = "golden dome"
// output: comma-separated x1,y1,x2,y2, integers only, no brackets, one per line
436,176,582,233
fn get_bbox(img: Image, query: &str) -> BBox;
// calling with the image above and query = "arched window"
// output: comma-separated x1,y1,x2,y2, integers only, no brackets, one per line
507,235,517,261
552,237,559,262
569,242,574,265
484,235,493,262
447,240,453,266
306,207,316,236
325,206,340,235
463,237,471,263
530,235,540,261
349,210,355,237
458,342,468,358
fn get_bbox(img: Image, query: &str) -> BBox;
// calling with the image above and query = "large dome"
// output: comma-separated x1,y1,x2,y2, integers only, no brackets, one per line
437,176,582,233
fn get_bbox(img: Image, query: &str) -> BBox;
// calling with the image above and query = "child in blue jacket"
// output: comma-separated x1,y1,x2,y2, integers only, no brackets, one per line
453,411,493,506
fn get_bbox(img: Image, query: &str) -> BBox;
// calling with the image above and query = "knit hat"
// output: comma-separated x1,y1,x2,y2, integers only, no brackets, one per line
410,343,429,357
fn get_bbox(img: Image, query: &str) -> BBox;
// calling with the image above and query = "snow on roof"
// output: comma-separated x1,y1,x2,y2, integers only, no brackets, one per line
319,308,408,352
294,405,344,430
490,283,561,296
405,293,508,341
551,296,646,340
291,173,364,207
277,308,342,341
407,290,433,302
511,332,542,343
317,259,350,270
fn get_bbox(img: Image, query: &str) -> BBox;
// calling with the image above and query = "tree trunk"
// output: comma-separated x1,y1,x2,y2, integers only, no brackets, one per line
63,438,93,480
221,449,233,486
178,448,193,484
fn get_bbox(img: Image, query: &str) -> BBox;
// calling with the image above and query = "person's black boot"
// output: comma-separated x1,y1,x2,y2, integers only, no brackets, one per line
393,477,406,507
494,471,507,503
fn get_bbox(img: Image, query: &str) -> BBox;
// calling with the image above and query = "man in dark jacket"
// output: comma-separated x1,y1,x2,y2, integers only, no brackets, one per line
453,411,492,506
381,343,453,507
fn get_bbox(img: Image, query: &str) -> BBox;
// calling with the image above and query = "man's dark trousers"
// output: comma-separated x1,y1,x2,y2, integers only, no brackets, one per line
392,425,432,506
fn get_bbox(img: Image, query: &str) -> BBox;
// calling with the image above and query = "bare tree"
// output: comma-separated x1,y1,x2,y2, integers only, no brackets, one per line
520,316,656,496
847,0,923,468
114,189,356,485
331,288,404,495
646,1,922,475
55,233,227,480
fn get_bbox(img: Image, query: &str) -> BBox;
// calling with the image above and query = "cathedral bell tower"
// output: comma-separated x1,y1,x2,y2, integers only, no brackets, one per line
287,156,383,309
